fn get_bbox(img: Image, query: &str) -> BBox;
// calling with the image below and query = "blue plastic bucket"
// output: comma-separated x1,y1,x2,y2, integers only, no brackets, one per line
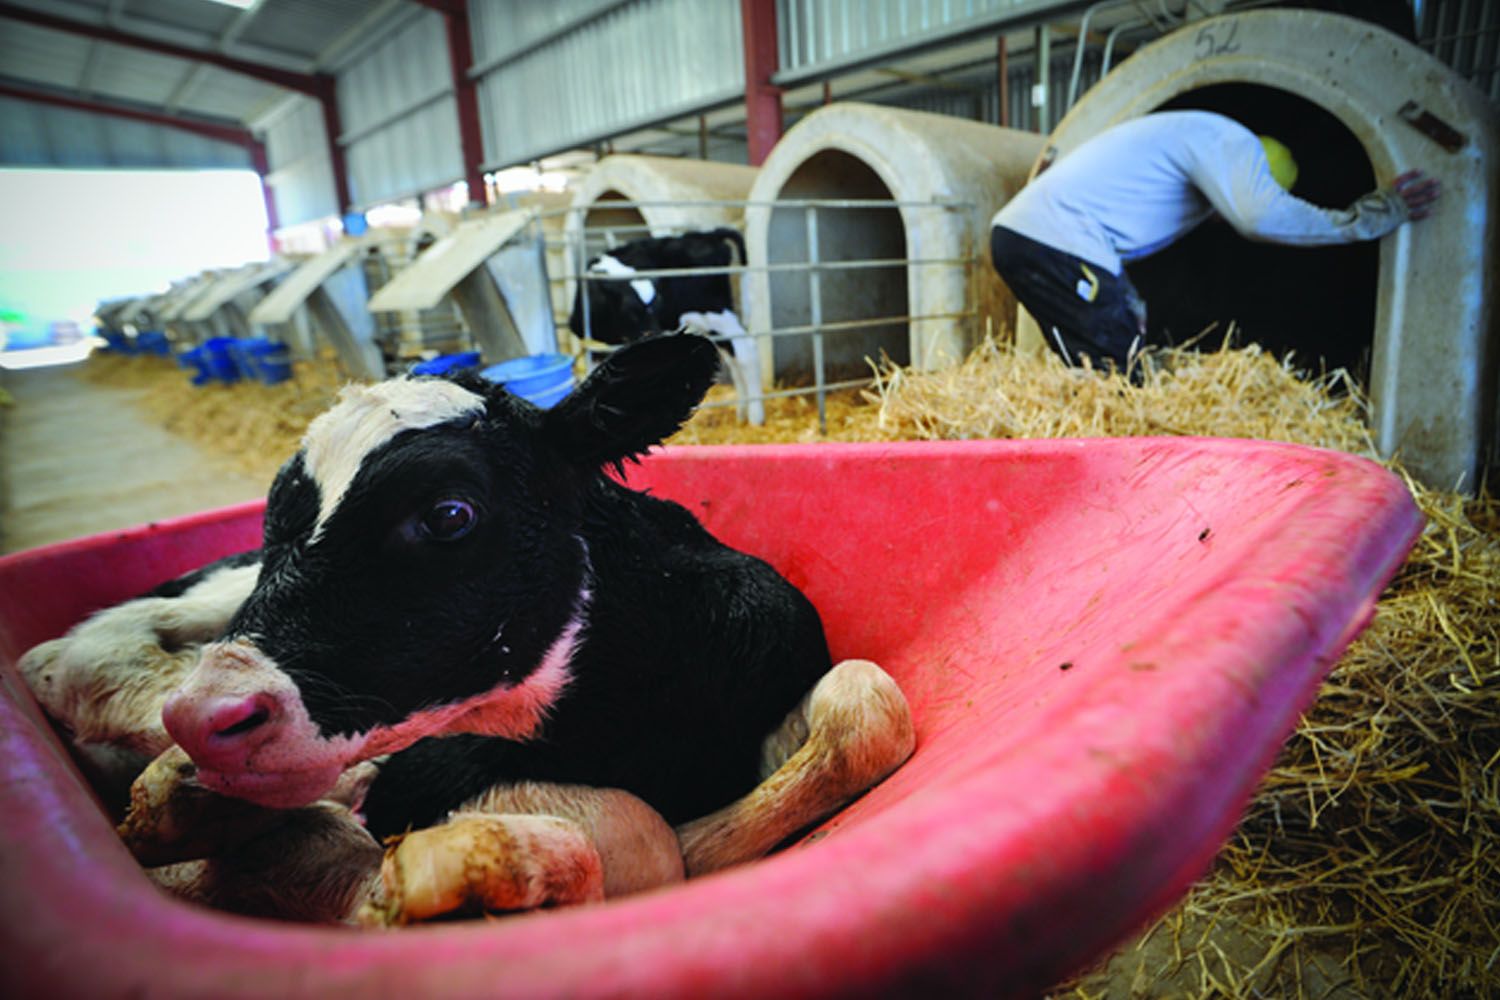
248,340,293,385
411,352,481,377
137,331,171,356
201,337,242,383
480,353,574,408
177,347,212,386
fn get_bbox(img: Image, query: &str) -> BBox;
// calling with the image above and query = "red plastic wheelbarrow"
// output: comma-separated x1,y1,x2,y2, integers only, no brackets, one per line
0,438,1421,998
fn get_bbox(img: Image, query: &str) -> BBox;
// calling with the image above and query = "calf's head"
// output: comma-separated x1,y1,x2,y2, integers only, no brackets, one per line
163,335,720,807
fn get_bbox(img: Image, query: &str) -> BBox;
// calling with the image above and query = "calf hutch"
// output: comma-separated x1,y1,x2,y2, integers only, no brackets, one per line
1019,9,1499,491
742,102,1043,386
561,153,758,259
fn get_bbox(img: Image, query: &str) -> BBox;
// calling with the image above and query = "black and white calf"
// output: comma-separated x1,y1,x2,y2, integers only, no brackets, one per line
25,334,912,918
568,227,765,425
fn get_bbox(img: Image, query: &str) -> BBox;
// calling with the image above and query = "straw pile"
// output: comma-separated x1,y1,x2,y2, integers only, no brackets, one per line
78,337,1498,996
77,352,344,483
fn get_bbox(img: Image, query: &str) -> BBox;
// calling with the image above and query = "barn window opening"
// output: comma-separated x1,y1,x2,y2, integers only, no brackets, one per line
1126,83,1379,382
766,150,911,383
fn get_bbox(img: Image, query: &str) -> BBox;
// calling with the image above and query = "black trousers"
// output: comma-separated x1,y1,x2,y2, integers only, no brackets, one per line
989,225,1146,372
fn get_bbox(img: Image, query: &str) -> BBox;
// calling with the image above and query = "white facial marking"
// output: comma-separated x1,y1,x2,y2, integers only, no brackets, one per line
591,253,657,306
301,377,484,540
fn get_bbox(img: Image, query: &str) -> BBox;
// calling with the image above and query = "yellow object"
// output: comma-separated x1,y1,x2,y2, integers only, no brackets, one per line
1259,135,1299,191
1076,263,1100,303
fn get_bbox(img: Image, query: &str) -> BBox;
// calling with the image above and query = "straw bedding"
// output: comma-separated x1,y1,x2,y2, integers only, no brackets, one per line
77,340,1497,997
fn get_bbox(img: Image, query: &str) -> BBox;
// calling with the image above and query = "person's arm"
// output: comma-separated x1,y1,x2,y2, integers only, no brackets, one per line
1196,141,1441,246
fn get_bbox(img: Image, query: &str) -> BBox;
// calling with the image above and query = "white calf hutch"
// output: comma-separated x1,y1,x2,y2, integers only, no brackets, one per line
743,102,1044,386
1023,9,1499,491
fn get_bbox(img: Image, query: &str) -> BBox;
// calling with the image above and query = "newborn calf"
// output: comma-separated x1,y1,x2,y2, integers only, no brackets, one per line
26,335,912,921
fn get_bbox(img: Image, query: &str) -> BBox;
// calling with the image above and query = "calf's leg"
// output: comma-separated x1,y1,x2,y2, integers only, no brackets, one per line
359,782,685,926
148,802,384,924
677,658,915,876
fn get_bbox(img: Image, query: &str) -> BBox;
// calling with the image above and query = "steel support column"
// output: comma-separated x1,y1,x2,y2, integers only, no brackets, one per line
316,77,354,215
445,4,486,206
248,142,280,251
740,0,782,165
414,0,484,206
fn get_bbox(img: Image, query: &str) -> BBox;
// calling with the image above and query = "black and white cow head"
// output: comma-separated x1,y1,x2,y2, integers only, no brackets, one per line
162,335,720,808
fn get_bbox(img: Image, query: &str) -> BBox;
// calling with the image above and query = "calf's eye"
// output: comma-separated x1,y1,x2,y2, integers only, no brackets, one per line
417,499,477,541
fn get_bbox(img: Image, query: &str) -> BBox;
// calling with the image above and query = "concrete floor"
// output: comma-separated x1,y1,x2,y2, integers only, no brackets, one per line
0,363,267,555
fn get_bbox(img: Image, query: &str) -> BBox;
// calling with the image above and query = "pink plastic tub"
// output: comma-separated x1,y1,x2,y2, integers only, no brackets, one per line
0,438,1421,998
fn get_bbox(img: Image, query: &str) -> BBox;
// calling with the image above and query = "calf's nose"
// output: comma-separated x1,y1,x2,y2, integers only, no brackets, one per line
162,690,282,767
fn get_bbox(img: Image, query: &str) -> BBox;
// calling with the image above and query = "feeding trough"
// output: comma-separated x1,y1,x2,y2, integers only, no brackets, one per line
0,437,1419,997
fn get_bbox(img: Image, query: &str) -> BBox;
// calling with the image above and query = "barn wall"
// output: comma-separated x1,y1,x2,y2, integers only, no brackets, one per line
337,10,464,210
261,98,339,229
470,0,746,168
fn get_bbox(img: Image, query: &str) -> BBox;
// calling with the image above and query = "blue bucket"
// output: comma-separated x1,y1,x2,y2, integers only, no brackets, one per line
246,340,293,385
480,353,574,408
201,337,242,383
411,352,481,377
177,347,212,386
137,331,171,356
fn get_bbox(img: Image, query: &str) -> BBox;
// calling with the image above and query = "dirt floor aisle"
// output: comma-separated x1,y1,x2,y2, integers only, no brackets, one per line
0,362,269,555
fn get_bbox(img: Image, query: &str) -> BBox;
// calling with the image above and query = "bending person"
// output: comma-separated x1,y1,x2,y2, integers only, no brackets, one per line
989,110,1440,372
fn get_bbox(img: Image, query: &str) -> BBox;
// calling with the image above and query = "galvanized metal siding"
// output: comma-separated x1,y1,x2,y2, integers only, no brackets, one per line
0,96,250,170
263,97,340,227
1422,0,1500,102
469,0,626,64
471,0,745,168
337,9,463,208
776,0,1077,78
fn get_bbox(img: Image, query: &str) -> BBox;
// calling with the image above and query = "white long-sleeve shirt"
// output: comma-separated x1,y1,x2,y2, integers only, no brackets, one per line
991,111,1409,275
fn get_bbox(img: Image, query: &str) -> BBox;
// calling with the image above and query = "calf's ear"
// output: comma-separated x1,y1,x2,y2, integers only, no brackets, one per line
543,334,719,469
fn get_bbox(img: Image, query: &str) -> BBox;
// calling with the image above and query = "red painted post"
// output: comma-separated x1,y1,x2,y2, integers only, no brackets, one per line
997,36,1010,128
249,142,280,254
739,0,782,166
315,75,354,217
440,1,487,207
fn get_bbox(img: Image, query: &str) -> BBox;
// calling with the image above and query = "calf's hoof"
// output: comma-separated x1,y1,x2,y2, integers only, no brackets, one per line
359,813,606,926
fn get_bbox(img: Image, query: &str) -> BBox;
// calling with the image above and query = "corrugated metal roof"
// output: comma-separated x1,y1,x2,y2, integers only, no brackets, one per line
0,0,1491,229
0,94,251,169
0,0,412,141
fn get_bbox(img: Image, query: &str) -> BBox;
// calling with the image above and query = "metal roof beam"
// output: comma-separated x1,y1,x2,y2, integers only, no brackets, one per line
0,1,326,98
0,76,254,148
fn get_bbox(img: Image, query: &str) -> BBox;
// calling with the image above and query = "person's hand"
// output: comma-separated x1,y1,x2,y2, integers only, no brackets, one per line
1392,169,1441,220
